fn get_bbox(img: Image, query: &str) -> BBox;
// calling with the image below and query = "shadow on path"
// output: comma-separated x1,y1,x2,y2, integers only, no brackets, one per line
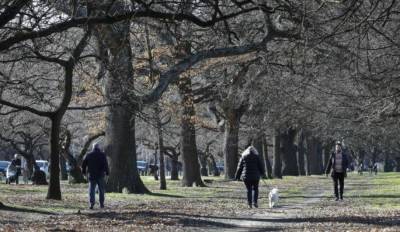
83,209,400,229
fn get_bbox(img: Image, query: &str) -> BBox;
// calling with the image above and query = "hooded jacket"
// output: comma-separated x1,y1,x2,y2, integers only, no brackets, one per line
235,146,265,181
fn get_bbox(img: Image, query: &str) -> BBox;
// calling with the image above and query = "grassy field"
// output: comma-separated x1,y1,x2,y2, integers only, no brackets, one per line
0,172,399,231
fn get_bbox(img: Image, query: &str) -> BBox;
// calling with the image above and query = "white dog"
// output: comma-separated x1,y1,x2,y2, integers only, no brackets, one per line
269,188,279,208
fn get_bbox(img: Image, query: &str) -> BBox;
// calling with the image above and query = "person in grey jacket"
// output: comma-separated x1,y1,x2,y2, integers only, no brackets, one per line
82,143,109,209
235,145,265,208
325,141,349,201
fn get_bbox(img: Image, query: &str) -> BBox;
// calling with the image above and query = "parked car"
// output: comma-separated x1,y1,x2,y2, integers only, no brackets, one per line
0,161,10,176
36,160,49,177
137,160,148,175
216,162,224,172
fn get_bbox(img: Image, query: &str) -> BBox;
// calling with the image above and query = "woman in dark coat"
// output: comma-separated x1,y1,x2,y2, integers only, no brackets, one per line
325,141,349,201
235,146,265,208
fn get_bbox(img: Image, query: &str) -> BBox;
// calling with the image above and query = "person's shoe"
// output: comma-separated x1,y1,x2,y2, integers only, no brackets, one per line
335,197,339,201
340,196,343,201
248,204,252,209
89,205,94,210
100,204,104,209
254,203,258,208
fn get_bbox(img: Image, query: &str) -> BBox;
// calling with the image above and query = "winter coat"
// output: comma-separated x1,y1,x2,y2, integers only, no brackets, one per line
325,152,349,177
235,146,264,181
82,148,109,180
11,158,21,175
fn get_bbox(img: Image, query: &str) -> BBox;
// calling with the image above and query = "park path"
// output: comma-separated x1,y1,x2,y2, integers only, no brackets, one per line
195,178,332,231
197,174,382,231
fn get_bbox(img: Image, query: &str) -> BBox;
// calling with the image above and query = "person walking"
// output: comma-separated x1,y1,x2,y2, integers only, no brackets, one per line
235,145,265,208
82,143,109,209
325,141,349,201
10,154,21,184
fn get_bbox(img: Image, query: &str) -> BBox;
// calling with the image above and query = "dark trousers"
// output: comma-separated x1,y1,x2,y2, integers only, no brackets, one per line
15,173,20,184
15,169,21,184
332,172,345,199
244,179,259,205
89,177,105,207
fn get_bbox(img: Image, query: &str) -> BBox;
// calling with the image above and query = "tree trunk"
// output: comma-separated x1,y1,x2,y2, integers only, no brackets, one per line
23,153,38,179
96,20,149,193
372,147,379,164
155,104,166,190
296,130,306,176
223,110,241,180
281,128,299,176
22,154,43,184
59,130,86,183
322,143,331,171
59,155,68,180
152,150,159,181
262,137,273,179
198,150,208,176
47,117,62,200
178,74,204,187
158,139,166,190
105,104,148,193
61,149,86,183
62,147,86,184
253,135,266,177
208,154,220,176
395,157,400,172
273,129,282,179
170,157,179,180
307,137,323,175
384,153,393,172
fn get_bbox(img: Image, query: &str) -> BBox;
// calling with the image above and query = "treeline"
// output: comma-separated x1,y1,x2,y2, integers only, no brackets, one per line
0,1,400,200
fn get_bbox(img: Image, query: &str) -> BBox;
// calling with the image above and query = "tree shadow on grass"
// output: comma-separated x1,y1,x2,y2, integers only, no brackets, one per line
346,183,382,187
0,203,55,215
147,192,185,198
197,214,400,227
280,195,330,199
347,194,400,199
183,213,400,227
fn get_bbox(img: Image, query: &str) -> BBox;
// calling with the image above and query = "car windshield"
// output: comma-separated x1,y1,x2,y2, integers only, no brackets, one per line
36,162,47,167
137,161,147,167
0,161,9,167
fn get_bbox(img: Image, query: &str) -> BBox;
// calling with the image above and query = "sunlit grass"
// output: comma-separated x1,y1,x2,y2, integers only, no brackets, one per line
1,172,400,214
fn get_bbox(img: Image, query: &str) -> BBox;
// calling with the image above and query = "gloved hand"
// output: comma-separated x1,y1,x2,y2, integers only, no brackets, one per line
104,175,109,183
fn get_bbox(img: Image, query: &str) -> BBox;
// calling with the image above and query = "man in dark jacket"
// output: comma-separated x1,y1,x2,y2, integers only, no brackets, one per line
325,141,349,201
235,146,265,208
10,154,21,184
82,143,109,209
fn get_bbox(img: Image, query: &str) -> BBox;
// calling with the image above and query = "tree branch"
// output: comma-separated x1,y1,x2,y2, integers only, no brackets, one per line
0,6,263,51
0,99,52,117
141,33,277,104
0,0,30,28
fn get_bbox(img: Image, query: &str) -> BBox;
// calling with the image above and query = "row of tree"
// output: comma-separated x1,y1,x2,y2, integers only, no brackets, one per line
1,0,400,200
